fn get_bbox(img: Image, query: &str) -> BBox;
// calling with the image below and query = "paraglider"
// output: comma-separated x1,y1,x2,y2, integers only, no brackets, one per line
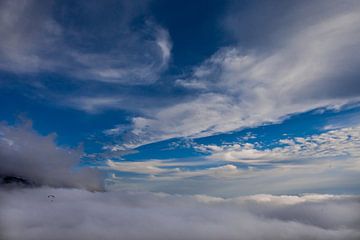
48,195,55,202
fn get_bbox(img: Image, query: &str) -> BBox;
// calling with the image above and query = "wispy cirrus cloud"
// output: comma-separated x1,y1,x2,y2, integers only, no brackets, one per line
0,0,171,85
106,159,241,179
2,0,360,150
115,0,360,147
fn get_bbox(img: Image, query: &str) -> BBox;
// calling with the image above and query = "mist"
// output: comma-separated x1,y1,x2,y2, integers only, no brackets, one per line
1,188,359,240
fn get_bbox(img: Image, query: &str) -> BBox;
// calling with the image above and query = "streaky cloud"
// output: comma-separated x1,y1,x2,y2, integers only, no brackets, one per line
0,0,171,85
119,0,360,147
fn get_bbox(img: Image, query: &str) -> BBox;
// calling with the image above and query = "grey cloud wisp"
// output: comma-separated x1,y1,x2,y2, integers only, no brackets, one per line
0,0,171,85
106,0,360,147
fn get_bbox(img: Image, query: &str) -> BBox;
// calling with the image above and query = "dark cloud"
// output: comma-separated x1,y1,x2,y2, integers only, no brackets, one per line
0,121,103,191
0,188,359,240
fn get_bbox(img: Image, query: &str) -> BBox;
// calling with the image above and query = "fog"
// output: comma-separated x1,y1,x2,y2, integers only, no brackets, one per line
0,188,359,240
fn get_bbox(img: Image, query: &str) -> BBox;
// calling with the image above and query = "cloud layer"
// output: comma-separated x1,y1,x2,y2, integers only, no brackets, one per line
104,124,360,196
0,188,359,240
204,125,360,163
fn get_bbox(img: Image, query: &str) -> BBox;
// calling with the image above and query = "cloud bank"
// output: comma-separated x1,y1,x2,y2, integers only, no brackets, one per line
0,121,103,191
0,188,359,240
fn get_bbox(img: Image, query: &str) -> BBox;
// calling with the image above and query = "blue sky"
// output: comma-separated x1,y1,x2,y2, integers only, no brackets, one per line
1,0,360,196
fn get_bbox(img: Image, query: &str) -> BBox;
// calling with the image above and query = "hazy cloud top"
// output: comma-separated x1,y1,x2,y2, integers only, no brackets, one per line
0,188,359,240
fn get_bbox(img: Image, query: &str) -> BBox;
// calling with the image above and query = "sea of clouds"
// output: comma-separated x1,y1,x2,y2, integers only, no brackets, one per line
1,122,359,240
1,188,360,240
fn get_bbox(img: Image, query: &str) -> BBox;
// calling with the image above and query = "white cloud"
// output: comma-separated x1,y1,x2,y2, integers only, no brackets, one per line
156,27,172,66
65,96,125,114
120,1,360,146
0,121,103,191
107,163,360,196
206,126,360,166
0,188,359,240
107,159,242,179
105,126,360,195
0,0,171,85
106,159,181,175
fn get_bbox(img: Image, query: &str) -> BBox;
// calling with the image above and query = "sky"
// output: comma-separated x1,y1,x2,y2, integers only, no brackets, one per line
0,1,360,239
